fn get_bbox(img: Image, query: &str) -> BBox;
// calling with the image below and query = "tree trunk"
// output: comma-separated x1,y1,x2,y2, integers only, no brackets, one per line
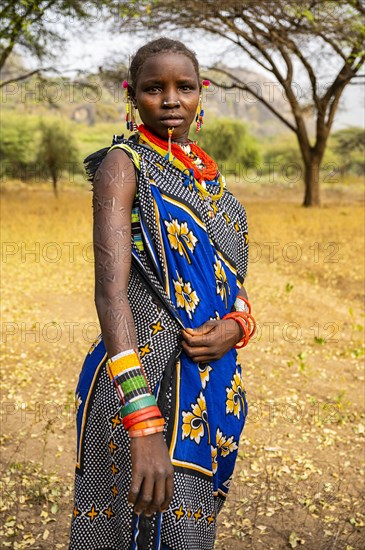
52,175,58,197
302,155,321,207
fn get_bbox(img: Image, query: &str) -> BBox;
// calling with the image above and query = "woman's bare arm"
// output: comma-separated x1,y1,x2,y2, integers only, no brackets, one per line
93,148,137,355
92,149,174,516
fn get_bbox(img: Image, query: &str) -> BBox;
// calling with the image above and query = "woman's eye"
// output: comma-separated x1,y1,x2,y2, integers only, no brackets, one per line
180,85,193,91
146,86,161,93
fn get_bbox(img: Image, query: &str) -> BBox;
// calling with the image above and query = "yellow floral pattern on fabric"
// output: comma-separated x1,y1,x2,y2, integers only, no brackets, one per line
211,445,218,474
182,392,208,444
164,218,198,264
198,363,213,389
226,369,245,419
213,255,230,308
173,272,200,319
216,428,238,458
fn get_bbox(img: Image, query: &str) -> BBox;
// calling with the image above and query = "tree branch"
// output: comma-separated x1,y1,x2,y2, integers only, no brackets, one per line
0,67,53,88
233,15,287,84
323,49,363,105
316,32,348,61
208,68,297,133
326,53,365,130
219,18,281,76
0,0,58,69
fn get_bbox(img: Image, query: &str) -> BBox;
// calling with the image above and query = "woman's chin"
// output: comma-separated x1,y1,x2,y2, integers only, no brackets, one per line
145,122,190,142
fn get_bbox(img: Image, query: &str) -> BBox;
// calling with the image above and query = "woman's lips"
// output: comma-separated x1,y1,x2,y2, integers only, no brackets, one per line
160,118,184,127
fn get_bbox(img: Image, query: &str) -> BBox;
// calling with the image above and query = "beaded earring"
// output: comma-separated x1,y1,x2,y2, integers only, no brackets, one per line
122,80,137,131
196,79,210,132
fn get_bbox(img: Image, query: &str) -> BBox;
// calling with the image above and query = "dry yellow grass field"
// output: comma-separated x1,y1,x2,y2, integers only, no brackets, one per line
1,181,364,549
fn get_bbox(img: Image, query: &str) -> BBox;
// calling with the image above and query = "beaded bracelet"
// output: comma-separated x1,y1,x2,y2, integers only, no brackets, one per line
120,395,158,417
107,349,152,407
107,350,151,406
129,425,165,438
107,348,163,434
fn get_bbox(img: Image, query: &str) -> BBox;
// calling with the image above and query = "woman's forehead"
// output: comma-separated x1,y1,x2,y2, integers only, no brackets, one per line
137,52,198,81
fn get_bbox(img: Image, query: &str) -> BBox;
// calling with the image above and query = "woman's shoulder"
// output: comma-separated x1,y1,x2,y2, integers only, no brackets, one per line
84,134,140,182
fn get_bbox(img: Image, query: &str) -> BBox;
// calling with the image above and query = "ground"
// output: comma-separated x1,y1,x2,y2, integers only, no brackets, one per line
0,180,364,549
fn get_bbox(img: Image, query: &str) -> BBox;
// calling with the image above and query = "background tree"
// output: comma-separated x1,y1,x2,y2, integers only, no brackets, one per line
0,0,122,87
124,0,365,206
36,121,79,196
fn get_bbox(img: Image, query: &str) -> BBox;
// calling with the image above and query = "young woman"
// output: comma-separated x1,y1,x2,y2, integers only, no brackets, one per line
70,38,254,550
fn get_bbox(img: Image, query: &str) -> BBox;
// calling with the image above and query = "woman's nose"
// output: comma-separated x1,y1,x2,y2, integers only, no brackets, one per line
162,99,181,108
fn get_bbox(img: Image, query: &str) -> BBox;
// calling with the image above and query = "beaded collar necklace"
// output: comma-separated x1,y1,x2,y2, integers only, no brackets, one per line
137,124,225,203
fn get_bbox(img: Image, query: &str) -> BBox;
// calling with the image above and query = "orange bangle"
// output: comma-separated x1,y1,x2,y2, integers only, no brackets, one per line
128,425,165,438
241,312,256,338
235,314,256,339
223,311,256,348
225,311,256,337
122,406,162,429
129,418,165,431
233,318,250,348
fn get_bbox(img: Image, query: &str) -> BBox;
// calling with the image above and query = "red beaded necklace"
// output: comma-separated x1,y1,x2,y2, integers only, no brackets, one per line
138,124,219,184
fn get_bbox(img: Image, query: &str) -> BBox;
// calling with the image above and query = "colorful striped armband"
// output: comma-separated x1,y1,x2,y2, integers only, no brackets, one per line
106,348,163,433
107,348,151,405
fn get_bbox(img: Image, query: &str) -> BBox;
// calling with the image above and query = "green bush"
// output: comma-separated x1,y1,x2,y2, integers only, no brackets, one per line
0,114,39,181
36,121,79,195
331,127,365,177
261,134,303,178
260,128,365,184
194,118,261,177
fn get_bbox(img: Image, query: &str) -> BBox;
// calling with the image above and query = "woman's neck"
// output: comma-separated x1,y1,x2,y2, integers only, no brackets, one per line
173,139,192,146
138,124,193,146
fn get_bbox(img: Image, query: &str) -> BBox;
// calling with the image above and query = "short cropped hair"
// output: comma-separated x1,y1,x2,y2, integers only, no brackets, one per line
130,37,200,89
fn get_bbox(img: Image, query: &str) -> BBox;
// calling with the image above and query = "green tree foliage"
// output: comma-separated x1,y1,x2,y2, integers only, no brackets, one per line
262,136,303,179
36,121,79,195
125,0,365,206
332,127,365,176
0,1,124,85
0,114,38,181
196,119,261,176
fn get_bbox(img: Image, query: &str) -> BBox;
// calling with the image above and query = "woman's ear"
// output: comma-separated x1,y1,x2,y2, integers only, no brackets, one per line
128,86,137,109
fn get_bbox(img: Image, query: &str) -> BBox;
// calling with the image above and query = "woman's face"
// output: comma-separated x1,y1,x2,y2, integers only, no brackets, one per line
133,52,200,143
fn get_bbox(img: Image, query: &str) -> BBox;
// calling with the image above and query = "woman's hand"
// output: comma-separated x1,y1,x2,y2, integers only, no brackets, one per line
128,433,174,517
181,319,243,363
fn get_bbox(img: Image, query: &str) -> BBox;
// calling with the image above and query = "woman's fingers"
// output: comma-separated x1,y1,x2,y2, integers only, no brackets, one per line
129,434,174,517
182,319,241,361
182,328,217,347
181,340,210,357
145,476,166,516
133,470,175,516
184,320,217,334
134,477,154,515
128,472,144,508
182,321,217,341
161,473,174,512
